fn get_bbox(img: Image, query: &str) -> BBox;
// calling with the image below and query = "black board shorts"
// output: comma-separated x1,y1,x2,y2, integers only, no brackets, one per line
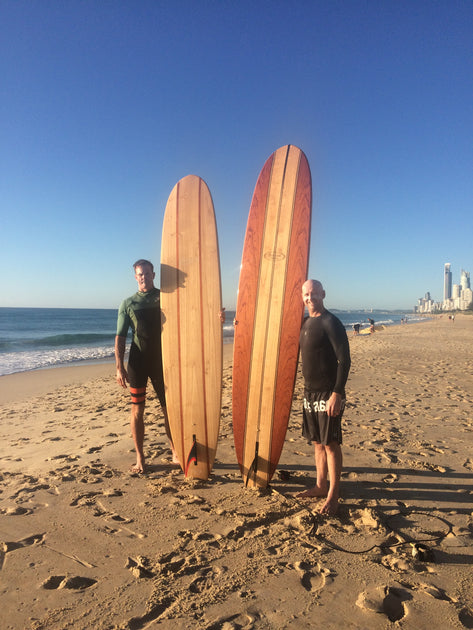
302,391,345,445
127,344,166,408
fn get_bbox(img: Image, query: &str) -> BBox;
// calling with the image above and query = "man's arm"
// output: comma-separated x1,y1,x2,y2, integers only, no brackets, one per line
115,335,128,388
326,317,351,416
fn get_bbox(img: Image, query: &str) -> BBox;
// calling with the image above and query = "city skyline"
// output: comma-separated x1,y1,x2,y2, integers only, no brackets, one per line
416,263,472,313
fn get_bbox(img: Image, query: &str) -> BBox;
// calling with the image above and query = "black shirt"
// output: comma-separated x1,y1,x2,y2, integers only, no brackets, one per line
299,311,351,395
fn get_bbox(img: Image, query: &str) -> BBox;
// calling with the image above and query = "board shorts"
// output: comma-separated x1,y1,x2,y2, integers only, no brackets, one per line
302,390,345,445
127,343,166,408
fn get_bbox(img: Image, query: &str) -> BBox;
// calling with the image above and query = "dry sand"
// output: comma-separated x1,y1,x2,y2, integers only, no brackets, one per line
1,317,472,629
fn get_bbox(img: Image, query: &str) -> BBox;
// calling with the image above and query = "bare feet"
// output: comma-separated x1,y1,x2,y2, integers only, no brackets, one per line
296,483,328,499
319,495,339,516
297,484,339,515
129,462,146,475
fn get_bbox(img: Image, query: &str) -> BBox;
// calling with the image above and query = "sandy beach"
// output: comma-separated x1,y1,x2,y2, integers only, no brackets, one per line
1,317,472,629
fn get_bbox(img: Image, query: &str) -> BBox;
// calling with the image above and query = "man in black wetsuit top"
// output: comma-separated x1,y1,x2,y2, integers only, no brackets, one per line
297,280,351,515
115,260,175,473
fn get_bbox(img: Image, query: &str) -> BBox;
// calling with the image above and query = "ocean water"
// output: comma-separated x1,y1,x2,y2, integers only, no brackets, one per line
0,307,237,376
0,307,420,376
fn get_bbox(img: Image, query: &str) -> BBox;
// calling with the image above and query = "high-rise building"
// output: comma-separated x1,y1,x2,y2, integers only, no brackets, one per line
414,264,472,313
444,263,452,301
461,269,470,291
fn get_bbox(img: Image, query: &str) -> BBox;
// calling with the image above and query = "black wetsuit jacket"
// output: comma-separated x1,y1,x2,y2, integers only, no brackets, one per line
299,310,351,395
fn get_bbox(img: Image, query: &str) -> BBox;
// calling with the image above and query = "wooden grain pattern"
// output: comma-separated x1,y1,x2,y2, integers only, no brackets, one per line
161,175,222,480
232,145,312,487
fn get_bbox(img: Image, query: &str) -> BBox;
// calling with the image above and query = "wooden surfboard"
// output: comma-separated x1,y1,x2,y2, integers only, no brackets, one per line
160,175,223,480
232,145,312,488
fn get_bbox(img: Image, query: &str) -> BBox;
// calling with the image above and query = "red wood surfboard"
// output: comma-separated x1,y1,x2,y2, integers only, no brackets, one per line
232,145,312,488
161,175,223,480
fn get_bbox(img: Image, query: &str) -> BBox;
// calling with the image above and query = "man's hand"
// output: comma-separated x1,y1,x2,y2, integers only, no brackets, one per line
116,366,128,389
115,335,128,389
326,392,342,417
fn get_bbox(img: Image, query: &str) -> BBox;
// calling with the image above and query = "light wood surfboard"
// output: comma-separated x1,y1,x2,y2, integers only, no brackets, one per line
233,145,312,488
160,175,223,480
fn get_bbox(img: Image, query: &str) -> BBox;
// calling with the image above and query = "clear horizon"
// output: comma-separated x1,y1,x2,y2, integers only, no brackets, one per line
0,305,419,314
1,2,472,311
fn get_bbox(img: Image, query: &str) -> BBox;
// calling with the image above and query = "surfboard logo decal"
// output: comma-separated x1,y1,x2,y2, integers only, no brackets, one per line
263,250,286,261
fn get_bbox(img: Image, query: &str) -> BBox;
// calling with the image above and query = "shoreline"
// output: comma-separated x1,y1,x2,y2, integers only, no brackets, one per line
0,344,234,405
1,311,441,382
0,315,468,404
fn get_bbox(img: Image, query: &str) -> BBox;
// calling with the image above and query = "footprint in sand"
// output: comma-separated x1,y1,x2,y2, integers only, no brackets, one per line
459,607,473,629
71,491,145,539
9,481,50,500
294,561,333,594
356,585,411,622
2,533,45,569
189,566,223,593
41,575,97,590
210,609,261,629
0,505,31,515
418,583,451,601
381,555,411,573
2,533,46,552
70,490,102,506
383,473,398,484
86,446,103,454
351,508,381,530
125,556,155,579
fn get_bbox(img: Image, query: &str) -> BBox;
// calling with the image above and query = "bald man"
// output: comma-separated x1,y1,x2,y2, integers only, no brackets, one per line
298,280,351,515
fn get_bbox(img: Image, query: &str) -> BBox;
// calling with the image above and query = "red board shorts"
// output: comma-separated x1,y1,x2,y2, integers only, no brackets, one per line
302,390,345,445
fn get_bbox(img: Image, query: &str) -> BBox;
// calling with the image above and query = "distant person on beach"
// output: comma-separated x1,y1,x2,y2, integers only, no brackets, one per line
115,259,175,473
368,317,375,333
352,323,360,335
297,280,351,515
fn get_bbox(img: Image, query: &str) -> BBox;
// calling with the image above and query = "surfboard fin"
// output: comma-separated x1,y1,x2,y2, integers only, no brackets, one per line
185,436,198,476
245,442,259,487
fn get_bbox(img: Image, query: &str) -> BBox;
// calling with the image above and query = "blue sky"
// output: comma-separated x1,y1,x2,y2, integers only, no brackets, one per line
1,0,472,311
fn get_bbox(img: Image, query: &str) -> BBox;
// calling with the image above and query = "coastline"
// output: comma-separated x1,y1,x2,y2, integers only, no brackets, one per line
0,345,234,405
1,317,472,628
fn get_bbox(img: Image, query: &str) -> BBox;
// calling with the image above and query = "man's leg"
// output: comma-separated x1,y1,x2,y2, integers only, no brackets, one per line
297,442,329,498
319,441,343,515
130,401,146,473
162,405,179,464
150,371,180,465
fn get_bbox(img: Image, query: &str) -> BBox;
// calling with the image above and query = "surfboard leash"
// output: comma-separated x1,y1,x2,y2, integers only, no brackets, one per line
269,486,452,559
